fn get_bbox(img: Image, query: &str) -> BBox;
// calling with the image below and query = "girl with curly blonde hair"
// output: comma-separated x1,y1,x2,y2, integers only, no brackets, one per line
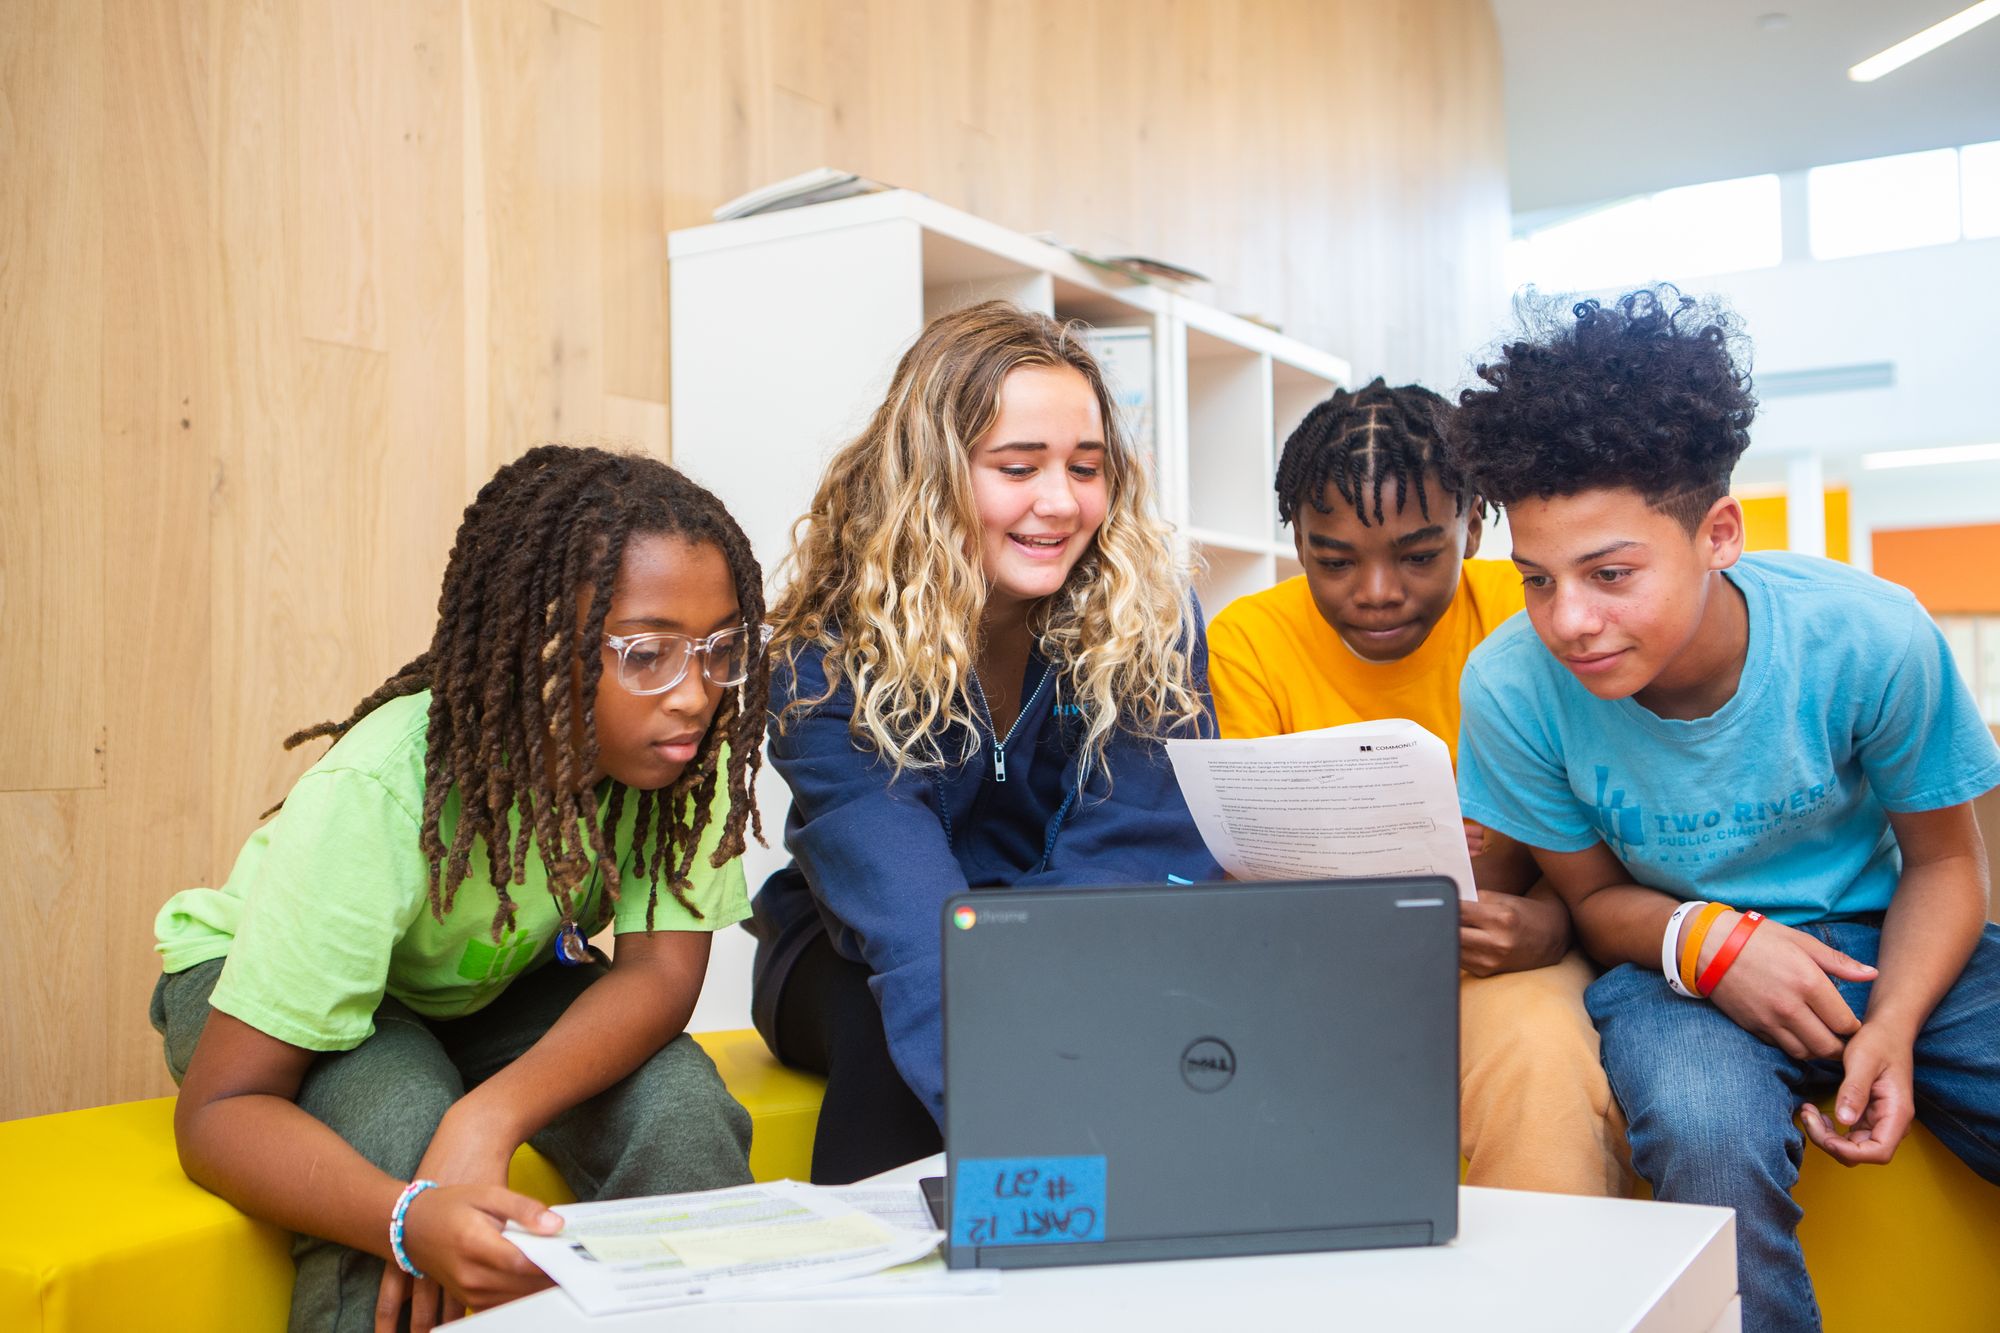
748,300,1224,1181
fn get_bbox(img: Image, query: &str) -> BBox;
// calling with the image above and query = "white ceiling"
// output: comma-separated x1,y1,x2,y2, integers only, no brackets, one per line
1496,0,2000,215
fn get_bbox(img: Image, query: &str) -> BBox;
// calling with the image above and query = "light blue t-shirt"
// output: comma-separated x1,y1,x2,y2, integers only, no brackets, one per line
1457,552,2000,924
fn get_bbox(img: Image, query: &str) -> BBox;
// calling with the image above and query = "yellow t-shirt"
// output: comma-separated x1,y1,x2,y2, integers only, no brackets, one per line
1206,560,1526,764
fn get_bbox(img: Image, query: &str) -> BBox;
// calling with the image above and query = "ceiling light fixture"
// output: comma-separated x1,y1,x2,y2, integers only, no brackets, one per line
1861,442,2000,469
1849,0,2000,82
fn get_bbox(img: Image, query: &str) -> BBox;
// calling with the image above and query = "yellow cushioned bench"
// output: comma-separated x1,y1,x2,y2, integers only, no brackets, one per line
1574,1098,2000,1331
4,1039,1995,1332
0,1030,824,1333
1794,1100,2000,1331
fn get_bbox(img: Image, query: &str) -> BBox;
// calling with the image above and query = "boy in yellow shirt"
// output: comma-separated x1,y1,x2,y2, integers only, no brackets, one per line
1208,378,1629,1195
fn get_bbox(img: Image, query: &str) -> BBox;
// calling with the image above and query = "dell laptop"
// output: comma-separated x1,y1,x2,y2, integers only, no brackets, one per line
938,876,1459,1270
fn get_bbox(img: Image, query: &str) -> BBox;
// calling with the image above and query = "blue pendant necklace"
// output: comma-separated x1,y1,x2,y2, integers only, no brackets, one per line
554,920,590,965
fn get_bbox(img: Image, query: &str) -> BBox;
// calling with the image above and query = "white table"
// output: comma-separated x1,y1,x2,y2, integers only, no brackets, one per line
464,1155,1739,1332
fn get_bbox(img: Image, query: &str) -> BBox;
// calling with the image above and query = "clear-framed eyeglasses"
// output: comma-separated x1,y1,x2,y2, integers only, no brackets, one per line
601,624,773,695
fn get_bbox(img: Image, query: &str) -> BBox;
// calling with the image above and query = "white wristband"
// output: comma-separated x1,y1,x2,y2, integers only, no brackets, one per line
1662,900,1706,999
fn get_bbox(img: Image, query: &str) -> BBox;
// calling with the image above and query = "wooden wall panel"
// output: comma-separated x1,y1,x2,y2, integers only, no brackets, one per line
650,0,1509,385
300,0,387,352
600,0,668,408
207,0,329,859
0,0,106,791
2,0,1506,1117
464,0,605,476
97,0,218,1107
0,793,111,1120
373,0,469,670
1979,738,2000,927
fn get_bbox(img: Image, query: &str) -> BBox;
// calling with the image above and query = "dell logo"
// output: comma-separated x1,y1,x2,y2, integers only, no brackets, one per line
1181,1038,1236,1092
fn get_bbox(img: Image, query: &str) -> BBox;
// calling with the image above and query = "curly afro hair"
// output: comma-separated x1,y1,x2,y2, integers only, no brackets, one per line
1446,285,1756,533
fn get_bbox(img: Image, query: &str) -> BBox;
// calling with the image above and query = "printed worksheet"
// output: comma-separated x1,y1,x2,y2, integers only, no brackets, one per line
1167,717,1477,900
504,1181,943,1315
784,1185,1000,1299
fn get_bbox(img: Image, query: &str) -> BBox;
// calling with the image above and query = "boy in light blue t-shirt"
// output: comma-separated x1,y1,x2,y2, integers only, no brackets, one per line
1445,287,2000,1333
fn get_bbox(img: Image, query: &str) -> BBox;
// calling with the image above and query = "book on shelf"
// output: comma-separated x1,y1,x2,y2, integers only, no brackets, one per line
1104,254,1213,291
1026,232,1215,297
1076,325,1157,469
712,168,893,222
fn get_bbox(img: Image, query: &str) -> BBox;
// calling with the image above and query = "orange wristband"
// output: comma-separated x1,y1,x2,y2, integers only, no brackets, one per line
1696,910,1766,997
1679,901,1733,993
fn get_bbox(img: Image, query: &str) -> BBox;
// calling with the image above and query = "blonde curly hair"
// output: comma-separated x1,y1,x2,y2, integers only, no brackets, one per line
770,300,1204,778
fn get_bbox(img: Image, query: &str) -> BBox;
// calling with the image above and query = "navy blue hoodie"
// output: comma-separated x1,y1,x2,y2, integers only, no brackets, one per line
747,631,1224,1124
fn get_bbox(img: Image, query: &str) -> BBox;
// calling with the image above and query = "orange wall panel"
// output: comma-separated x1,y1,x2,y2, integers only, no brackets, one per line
1872,524,2000,613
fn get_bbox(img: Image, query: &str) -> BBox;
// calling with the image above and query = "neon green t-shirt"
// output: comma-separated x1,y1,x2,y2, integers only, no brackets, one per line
153,689,750,1051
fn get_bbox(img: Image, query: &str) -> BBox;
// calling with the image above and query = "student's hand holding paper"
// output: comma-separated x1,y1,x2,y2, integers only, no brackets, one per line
379,1104,558,1329
1458,890,1570,976
1165,718,1477,901
380,1183,562,1330
1800,1023,1915,1167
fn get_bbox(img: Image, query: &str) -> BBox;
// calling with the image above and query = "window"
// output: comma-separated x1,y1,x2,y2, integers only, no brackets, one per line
1962,139,2000,240
1510,140,2000,293
1936,615,2000,724
1507,175,1782,294
1807,148,1961,260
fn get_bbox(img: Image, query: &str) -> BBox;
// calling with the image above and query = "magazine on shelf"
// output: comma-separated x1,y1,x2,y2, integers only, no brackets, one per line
712,168,892,222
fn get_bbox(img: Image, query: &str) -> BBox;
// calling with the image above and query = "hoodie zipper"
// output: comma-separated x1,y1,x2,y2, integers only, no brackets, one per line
967,662,1055,783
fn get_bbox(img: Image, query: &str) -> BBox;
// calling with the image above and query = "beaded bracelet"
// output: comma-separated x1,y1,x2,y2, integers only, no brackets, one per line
1697,911,1767,997
1662,901,1706,999
390,1179,440,1279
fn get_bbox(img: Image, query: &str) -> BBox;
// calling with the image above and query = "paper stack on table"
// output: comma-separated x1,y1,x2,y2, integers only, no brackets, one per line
505,1180,977,1315
769,1185,1001,1301
1166,718,1478,900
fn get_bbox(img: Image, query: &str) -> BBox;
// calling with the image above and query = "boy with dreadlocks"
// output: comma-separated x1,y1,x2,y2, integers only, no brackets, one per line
1206,377,1630,1197
150,445,770,1332
1448,287,2000,1333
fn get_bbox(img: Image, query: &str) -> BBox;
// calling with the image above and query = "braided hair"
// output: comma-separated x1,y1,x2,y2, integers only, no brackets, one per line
280,444,768,938
1274,377,1468,528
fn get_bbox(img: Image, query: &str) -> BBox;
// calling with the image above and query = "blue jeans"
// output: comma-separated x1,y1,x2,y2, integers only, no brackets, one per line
1586,920,2000,1333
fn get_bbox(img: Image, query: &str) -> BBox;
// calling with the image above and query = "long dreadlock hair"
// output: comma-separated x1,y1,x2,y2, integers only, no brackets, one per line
1274,377,1468,528
280,444,768,938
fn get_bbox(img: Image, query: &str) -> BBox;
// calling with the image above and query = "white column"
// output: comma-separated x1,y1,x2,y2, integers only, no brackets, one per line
1778,170,1813,264
1785,451,1827,558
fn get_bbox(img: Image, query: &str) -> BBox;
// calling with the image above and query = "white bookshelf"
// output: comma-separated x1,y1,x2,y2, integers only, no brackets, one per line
667,192,1349,1029
669,189,1350,619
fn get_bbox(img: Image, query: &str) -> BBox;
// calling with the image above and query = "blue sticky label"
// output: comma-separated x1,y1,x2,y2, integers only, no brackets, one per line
951,1155,1107,1248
